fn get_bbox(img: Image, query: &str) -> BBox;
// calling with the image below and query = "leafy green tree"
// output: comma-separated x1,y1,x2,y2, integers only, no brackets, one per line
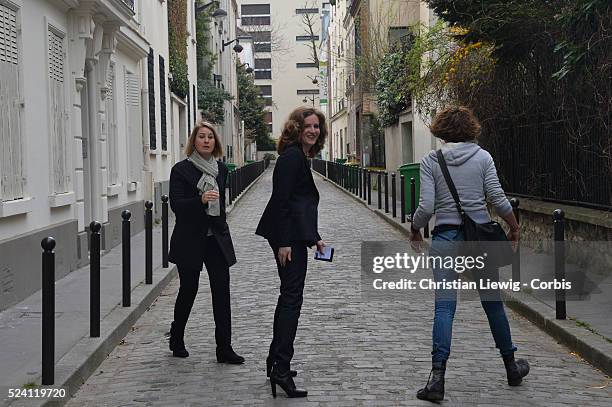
236,64,276,150
197,79,233,124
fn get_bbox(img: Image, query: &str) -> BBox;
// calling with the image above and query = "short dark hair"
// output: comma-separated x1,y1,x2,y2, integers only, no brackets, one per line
430,106,481,142
277,107,327,157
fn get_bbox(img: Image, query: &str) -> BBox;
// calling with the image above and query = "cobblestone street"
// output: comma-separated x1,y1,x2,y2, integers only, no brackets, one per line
68,168,611,406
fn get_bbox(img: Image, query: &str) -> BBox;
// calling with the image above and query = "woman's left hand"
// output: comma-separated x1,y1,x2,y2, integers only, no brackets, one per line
314,240,326,253
409,229,424,252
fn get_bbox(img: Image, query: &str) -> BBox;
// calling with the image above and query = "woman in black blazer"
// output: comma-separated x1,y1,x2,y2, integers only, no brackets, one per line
167,121,243,364
256,106,327,398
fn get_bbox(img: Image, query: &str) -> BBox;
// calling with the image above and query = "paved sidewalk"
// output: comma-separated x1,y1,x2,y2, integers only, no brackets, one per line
66,167,610,406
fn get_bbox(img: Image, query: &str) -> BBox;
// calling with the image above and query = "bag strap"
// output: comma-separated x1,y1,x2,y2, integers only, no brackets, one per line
436,149,465,217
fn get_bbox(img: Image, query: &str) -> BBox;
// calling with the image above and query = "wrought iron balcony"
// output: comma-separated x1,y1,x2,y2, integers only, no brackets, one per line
120,0,135,12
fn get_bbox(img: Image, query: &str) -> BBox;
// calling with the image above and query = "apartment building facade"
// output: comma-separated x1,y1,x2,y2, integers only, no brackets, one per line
0,0,198,310
237,0,324,144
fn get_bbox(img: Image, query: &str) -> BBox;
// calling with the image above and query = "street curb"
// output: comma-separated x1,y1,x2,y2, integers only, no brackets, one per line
10,170,270,407
314,171,612,378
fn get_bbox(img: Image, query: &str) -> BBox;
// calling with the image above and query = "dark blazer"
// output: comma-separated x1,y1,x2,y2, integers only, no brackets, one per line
256,143,321,247
168,158,237,270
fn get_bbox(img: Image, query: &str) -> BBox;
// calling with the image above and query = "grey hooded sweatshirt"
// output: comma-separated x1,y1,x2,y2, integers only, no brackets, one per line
412,142,512,230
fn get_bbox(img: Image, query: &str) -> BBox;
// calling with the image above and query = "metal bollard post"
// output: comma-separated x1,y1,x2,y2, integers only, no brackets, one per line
410,177,416,222
145,201,153,285
363,168,368,201
553,209,566,320
391,173,397,218
89,222,101,338
384,172,389,213
400,175,406,223
228,171,233,206
367,170,372,205
424,224,430,238
377,171,382,210
41,237,56,385
121,210,131,307
510,198,521,283
162,195,169,268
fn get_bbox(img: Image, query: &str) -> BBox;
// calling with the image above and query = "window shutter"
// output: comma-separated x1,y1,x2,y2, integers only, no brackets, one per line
147,48,156,150
0,3,24,201
48,27,68,194
125,70,142,182
106,63,118,185
158,55,167,151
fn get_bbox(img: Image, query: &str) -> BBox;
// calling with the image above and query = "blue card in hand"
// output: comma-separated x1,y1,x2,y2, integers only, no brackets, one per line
314,246,334,262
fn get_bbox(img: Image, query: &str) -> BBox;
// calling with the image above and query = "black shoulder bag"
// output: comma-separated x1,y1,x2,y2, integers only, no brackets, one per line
436,149,513,268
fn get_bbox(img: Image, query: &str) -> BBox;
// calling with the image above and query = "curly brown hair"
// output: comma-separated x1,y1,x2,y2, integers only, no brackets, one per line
277,107,327,157
430,106,481,142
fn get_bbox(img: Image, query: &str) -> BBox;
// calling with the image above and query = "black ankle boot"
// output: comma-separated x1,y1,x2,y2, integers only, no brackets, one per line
416,361,446,401
503,354,530,386
169,322,189,358
269,363,307,398
266,356,297,378
216,347,245,364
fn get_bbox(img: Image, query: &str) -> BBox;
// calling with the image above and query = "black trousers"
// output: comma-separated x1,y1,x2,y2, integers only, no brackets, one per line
269,242,308,371
173,236,232,349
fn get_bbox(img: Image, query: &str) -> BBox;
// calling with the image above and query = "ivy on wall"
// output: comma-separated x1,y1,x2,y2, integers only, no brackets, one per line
168,0,189,98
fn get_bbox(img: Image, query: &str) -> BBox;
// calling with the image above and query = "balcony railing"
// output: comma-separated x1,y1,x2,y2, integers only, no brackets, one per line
120,0,135,12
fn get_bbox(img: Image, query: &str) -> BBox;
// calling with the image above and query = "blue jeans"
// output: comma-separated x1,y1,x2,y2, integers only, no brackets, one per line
430,229,517,363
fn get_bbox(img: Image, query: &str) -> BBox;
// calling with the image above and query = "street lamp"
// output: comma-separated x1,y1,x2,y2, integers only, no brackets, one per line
302,95,319,107
307,75,319,85
223,38,243,53
195,1,227,19
238,62,254,74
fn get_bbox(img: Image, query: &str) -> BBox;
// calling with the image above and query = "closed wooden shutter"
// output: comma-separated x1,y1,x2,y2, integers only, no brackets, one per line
48,27,68,194
147,48,156,150
125,70,142,182
0,3,24,201
106,63,118,185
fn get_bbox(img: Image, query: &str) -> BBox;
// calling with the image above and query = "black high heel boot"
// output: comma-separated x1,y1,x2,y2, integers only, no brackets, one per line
266,356,297,377
216,346,245,364
169,322,189,358
503,354,530,386
416,361,446,401
269,363,307,398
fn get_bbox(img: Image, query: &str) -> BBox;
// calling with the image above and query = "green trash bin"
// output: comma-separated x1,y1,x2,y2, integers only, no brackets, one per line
335,158,347,164
226,163,237,172
345,162,359,189
398,162,420,216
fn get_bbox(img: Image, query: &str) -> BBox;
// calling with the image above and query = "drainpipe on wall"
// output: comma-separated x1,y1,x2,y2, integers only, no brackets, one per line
141,59,153,201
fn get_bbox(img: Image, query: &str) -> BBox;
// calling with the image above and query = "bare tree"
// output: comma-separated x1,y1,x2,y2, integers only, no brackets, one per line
300,1,320,66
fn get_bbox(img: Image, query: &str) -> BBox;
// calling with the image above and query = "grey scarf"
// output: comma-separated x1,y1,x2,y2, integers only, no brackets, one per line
188,152,220,217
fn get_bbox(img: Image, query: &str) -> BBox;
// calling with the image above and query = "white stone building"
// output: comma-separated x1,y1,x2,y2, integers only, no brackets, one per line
0,0,198,310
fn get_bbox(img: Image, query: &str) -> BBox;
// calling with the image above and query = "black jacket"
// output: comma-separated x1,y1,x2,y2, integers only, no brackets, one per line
168,159,237,269
256,144,321,247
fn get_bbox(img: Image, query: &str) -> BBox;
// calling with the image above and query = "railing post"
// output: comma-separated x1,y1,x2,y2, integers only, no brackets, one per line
377,171,382,210
400,175,406,223
121,210,131,307
228,171,233,206
145,201,153,284
424,224,430,238
89,222,101,338
363,168,367,201
367,170,372,205
41,237,56,385
553,209,566,320
510,198,520,283
410,177,416,222
162,195,169,268
384,172,389,213
391,173,397,218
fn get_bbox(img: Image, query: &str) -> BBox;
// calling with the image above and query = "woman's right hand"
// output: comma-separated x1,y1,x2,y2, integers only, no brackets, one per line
278,247,292,267
507,228,520,251
201,190,219,204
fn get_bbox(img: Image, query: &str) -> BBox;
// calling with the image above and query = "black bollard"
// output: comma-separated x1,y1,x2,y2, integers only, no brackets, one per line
424,224,430,238
510,198,521,283
228,171,233,206
400,175,406,223
90,222,101,338
367,170,372,205
391,173,397,218
410,177,416,222
121,210,131,307
145,201,153,285
384,172,389,213
363,168,368,201
41,237,56,385
553,209,566,320
377,171,382,210
162,195,169,268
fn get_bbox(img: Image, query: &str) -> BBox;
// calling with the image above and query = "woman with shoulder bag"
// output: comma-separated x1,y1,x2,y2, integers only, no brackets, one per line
167,121,244,364
409,106,529,402
256,106,327,398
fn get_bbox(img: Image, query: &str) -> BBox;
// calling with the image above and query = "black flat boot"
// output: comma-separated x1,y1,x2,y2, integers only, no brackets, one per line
416,361,446,402
503,354,530,386
269,364,307,398
266,356,297,378
169,322,189,358
216,347,245,364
